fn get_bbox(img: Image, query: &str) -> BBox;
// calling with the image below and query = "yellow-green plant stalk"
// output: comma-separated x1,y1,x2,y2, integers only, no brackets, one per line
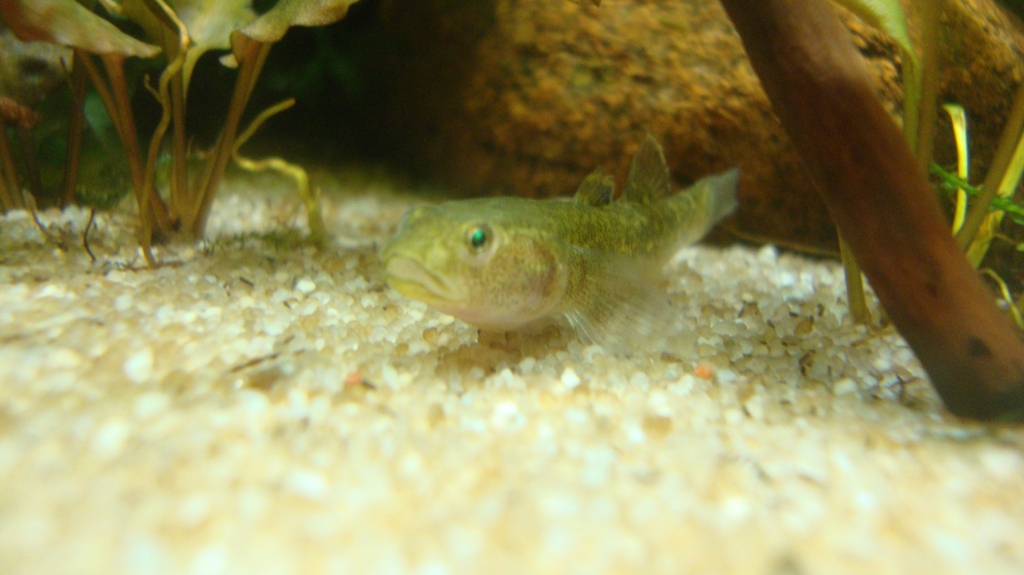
981,269,1024,330
964,124,1024,267
942,103,969,234
956,85,1024,256
231,98,325,246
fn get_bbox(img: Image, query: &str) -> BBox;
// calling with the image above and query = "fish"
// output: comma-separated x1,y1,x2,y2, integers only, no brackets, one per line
379,134,739,348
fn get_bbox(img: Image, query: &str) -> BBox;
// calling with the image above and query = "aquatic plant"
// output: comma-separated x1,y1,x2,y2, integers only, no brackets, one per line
0,0,358,261
932,110,1024,333
720,0,1024,421
812,1,1024,318
950,91,1024,264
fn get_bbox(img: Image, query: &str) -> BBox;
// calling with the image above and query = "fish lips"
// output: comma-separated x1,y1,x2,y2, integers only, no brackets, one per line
382,255,463,305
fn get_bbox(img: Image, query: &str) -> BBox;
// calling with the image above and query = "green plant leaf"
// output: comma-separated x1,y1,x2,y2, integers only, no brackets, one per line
0,0,159,57
237,0,360,44
117,0,256,92
931,163,1024,226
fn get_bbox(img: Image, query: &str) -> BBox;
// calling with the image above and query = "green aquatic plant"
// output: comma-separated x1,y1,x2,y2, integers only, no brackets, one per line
0,26,71,211
231,97,324,246
932,164,1024,227
933,101,1024,249
789,0,1022,329
952,86,1024,265
0,0,160,220
721,0,1024,421
0,0,359,262
854,0,1024,325
931,101,1024,331
942,103,970,233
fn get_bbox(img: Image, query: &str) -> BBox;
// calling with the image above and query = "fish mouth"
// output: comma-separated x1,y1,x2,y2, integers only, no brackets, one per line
383,256,461,303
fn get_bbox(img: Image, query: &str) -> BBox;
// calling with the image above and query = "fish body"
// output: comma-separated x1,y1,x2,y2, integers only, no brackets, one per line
380,135,739,346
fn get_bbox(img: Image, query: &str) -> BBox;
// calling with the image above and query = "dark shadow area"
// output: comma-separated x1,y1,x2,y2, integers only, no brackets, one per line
177,0,496,177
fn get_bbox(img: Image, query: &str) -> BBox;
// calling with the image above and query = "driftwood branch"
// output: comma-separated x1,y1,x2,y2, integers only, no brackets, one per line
719,0,1024,420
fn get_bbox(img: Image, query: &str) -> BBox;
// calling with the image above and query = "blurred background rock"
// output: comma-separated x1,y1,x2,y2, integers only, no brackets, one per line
4,0,1024,252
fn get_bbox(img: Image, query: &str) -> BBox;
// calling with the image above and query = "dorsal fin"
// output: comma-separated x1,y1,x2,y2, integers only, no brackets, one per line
573,168,615,206
623,134,672,204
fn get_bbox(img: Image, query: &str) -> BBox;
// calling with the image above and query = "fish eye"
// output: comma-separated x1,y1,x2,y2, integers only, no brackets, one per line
467,224,491,251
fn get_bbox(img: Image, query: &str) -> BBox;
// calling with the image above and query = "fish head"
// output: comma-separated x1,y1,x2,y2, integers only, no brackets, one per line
380,200,568,330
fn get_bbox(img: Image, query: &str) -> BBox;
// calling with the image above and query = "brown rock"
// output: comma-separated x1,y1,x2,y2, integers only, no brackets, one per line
362,0,1024,252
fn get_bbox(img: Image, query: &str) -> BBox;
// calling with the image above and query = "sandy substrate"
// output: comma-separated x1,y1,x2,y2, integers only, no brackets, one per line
1,173,1022,575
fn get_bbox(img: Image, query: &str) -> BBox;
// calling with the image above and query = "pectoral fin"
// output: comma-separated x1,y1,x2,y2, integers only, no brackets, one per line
563,248,670,352
573,168,615,207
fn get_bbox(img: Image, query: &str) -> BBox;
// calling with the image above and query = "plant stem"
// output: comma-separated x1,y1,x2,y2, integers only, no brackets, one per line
0,150,15,211
956,84,1024,251
720,0,1024,421
839,235,870,323
61,50,89,207
139,52,186,260
933,163,1024,224
980,269,1024,331
169,70,188,222
78,54,127,153
232,99,325,246
915,0,942,173
17,127,41,202
81,53,162,229
100,53,170,239
101,54,144,204
189,38,271,237
0,165,12,211
0,123,23,209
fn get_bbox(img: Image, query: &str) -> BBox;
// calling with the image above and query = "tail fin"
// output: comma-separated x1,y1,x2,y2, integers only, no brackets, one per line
702,167,740,226
665,166,741,252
